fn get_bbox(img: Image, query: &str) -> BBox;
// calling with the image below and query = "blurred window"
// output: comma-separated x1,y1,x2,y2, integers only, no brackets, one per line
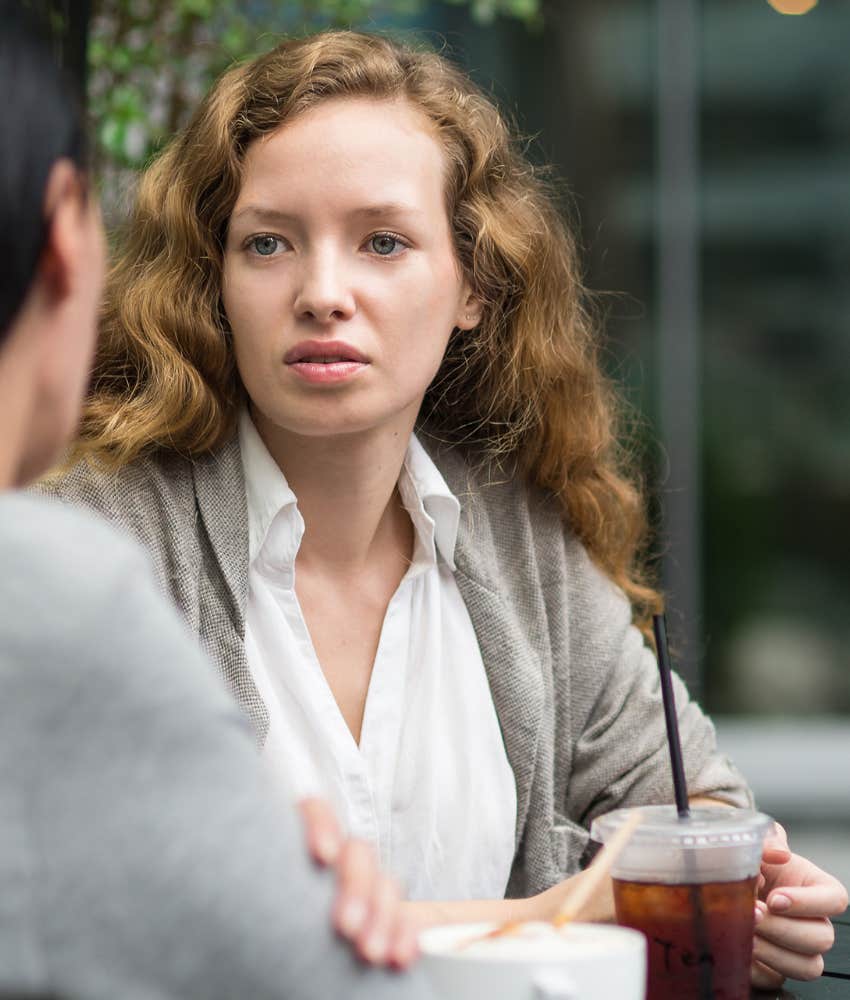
429,0,850,721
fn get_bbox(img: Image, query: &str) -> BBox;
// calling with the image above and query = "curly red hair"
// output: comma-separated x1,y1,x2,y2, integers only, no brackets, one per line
73,30,661,632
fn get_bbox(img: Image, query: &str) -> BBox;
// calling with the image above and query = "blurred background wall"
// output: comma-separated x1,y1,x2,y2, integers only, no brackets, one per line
43,0,850,882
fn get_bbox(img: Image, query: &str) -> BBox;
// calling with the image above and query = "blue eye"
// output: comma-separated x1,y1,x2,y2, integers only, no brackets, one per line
370,234,400,256
251,235,280,256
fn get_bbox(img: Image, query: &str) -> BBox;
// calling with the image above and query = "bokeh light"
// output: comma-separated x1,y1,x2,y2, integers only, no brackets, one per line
766,0,819,14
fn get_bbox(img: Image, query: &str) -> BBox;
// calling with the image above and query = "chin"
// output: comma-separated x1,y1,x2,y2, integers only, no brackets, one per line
256,398,418,442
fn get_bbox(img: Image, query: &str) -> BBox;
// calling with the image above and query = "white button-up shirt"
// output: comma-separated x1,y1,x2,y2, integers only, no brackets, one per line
239,410,517,900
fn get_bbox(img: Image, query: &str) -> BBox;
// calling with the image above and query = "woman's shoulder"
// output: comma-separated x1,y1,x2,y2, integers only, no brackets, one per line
34,448,197,528
31,447,217,606
424,436,621,605
31,436,246,595
422,435,564,539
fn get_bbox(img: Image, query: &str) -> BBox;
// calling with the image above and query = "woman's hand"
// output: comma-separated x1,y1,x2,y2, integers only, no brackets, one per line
750,823,848,990
297,797,419,968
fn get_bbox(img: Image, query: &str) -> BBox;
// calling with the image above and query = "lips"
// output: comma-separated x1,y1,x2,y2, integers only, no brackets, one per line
284,340,368,365
284,339,369,385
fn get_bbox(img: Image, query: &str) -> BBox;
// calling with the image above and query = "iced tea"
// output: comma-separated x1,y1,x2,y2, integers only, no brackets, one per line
613,875,757,1000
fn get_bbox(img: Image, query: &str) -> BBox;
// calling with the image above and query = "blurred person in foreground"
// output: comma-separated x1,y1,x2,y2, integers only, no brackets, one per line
38,29,847,990
0,11,428,999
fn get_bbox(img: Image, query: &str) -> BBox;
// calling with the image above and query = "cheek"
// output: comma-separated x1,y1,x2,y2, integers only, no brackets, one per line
220,264,245,328
222,273,265,358
221,256,274,318
229,328,269,394
381,257,462,329
392,314,454,395
222,262,293,342
398,269,462,360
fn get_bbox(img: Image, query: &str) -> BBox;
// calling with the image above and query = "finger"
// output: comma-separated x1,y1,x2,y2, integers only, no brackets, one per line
755,912,834,956
770,821,789,848
762,846,793,866
767,880,849,919
357,875,402,965
297,797,342,865
761,825,791,865
750,958,785,991
388,909,420,969
332,840,377,941
752,933,824,981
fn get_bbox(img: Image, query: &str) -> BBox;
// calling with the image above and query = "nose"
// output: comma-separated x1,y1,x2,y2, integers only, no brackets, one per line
293,248,356,324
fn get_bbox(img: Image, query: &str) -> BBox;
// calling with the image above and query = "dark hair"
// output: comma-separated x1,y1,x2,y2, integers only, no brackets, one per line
0,3,87,340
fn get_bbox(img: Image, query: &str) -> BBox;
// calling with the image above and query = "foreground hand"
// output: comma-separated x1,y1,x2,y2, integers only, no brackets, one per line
297,797,419,968
750,822,848,990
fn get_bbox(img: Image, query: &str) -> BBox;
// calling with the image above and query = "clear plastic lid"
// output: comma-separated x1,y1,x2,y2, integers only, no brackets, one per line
591,805,773,848
590,805,774,883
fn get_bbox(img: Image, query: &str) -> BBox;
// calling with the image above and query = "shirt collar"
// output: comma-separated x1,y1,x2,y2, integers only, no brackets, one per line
238,409,460,573
238,409,300,566
399,434,461,573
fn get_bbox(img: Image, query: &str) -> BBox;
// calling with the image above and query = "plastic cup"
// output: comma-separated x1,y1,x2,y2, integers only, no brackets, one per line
590,805,773,1000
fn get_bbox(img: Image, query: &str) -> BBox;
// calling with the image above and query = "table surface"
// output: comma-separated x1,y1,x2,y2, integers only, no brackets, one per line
763,909,850,999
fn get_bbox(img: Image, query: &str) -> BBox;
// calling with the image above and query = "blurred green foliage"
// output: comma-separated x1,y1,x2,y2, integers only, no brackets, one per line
90,0,542,173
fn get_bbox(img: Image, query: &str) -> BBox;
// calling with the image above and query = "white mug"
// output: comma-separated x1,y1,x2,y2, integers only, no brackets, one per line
418,921,646,1000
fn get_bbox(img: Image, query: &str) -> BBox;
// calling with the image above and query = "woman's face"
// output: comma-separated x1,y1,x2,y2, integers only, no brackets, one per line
222,96,480,444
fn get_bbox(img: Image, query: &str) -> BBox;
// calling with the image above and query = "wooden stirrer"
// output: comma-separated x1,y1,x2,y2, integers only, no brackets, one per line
457,810,643,951
552,809,643,927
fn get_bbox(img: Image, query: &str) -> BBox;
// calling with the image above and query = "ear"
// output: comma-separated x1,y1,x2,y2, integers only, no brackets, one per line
455,285,484,331
37,159,88,303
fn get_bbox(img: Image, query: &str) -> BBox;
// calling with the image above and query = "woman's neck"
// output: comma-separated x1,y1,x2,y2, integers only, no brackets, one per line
250,409,415,574
0,311,47,490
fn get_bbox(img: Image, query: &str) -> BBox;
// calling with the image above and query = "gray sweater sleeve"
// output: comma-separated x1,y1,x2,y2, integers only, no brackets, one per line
560,536,752,825
0,495,432,1000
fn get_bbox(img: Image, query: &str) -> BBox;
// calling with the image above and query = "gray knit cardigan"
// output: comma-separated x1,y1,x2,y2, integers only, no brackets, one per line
39,435,751,897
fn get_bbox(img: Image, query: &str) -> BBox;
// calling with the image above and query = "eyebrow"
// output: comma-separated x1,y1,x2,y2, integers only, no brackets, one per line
230,202,423,226
352,202,423,220
230,207,296,227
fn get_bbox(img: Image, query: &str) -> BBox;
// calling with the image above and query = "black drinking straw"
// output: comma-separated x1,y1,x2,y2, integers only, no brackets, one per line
652,613,690,820
653,615,713,998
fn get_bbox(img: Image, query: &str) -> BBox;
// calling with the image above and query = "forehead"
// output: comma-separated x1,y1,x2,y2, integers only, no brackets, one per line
235,96,448,213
